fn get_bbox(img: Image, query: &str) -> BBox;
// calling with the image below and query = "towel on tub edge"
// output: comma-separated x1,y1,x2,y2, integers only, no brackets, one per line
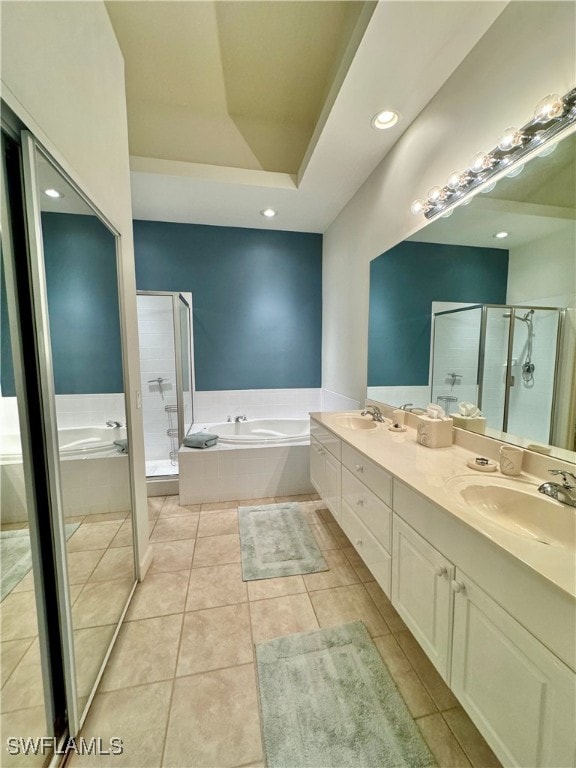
183,433,219,449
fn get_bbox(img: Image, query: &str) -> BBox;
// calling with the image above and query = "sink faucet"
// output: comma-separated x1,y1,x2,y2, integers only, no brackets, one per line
538,470,576,508
106,420,122,428
361,405,385,422
234,414,247,423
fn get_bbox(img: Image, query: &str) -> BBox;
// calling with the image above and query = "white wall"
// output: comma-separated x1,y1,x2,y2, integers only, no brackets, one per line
1,1,150,575
322,2,576,404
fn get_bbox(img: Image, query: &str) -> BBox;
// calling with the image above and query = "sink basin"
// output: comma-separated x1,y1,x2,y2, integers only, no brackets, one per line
445,474,575,548
331,413,381,430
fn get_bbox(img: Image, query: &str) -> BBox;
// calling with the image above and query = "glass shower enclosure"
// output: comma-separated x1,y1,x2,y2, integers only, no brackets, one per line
137,292,194,478
431,304,567,447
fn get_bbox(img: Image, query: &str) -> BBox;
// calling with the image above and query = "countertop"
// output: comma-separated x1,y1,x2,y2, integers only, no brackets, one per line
310,412,576,599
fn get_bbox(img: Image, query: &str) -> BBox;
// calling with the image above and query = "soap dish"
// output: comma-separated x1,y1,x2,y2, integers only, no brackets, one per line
466,457,497,472
388,424,407,432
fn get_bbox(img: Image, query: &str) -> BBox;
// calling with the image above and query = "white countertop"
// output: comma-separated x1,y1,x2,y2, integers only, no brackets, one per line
310,412,576,599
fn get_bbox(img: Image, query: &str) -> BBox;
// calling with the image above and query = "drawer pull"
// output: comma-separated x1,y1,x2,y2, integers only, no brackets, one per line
357,499,365,507
451,580,466,594
355,464,364,473
435,566,448,577
355,537,363,546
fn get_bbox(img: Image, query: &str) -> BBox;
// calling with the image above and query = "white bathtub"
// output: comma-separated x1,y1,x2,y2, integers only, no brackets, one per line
0,426,127,462
203,418,309,445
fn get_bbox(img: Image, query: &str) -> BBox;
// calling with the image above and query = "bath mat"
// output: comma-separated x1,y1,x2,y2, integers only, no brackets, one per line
256,621,437,768
1,523,79,601
238,502,328,581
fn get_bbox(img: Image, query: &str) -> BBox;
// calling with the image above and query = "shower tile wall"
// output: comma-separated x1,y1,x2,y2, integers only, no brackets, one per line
137,296,177,463
194,389,322,424
432,309,481,410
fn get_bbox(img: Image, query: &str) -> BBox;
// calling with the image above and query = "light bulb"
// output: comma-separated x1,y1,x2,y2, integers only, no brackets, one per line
427,186,444,203
497,127,524,152
470,152,491,173
447,171,462,190
371,110,399,130
534,94,564,122
44,188,62,199
411,199,427,216
494,231,509,239
260,208,277,218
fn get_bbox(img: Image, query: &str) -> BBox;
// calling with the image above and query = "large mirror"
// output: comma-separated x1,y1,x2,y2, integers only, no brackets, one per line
367,128,576,461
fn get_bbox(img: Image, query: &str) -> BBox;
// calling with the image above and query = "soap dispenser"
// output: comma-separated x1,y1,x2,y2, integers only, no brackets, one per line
416,405,453,448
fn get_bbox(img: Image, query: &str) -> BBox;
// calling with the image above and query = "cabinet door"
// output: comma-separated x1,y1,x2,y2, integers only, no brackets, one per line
451,571,576,768
324,450,341,521
310,438,325,498
340,500,391,596
392,516,454,678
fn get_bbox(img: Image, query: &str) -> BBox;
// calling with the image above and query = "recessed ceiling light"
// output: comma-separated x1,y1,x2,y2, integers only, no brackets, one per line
371,110,399,130
494,231,509,239
260,208,277,218
44,188,63,199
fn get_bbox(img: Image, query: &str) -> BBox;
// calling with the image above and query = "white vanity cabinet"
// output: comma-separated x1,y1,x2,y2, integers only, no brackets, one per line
309,429,341,521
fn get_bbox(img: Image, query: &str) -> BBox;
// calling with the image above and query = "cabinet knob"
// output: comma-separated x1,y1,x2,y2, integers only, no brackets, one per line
355,464,364,473
451,580,466,594
357,499,365,507
355,537,363,546
435,566,448,577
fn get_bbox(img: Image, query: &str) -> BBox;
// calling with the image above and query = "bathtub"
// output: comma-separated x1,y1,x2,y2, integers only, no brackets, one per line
0,426,127,462
180,418,314,504
204,418,309,445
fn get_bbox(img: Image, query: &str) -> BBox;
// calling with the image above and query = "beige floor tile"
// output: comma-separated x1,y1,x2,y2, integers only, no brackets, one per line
0,592,39,640
1,707,47,768
309,584,390,638
160,499,201,518
163,665,262,768
109,518,134,549
364,580,408,633
69,680,172,768
417,713,473,768
1,638,34,688
342,545,375,582
250,593,319,643
396,630,459,710
326,521,352,548
301,504,329,525
197,509,239,537
150,540,195,573
275,493,318,503
192,534,241,568
74,624,116,698
84,510,128,523
186,563,247,610
239,497,276,507
73,579,134,629
309,522,340,550
0,640,44,713
247,574,306,601
373,634,437,719
99,614,183,692
177,603,252,676
443,707,503,768
67,521,123,552
125,571,189,621
150,515,198,543
88,547,135,582
303,550,359,591
147,496,165,514
200,500,238,512
67,549,105,584
10,570,35,594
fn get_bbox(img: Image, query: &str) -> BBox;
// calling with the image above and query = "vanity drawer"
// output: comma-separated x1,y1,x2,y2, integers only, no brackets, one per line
340,500,391,596
342,467,391,553
341,443,392,505
310,418,341,460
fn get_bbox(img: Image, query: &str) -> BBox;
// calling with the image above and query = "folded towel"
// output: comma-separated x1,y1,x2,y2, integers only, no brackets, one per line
183,432,219,449
114,439,128,454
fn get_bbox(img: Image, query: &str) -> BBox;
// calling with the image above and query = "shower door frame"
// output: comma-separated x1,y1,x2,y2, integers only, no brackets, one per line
478,304,565,442
137,291,194,474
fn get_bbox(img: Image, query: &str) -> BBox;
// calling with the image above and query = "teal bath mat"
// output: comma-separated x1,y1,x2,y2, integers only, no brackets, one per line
256,621,437,768
238,502,328,581
1,523,79,601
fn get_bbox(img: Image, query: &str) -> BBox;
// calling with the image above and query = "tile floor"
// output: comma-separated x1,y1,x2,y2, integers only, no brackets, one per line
66,494,502,768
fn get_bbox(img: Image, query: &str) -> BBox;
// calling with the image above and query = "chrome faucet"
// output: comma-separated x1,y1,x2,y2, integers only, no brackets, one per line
538,470,576,508
106,420,122,428
361,405,385,422
234,414,247,423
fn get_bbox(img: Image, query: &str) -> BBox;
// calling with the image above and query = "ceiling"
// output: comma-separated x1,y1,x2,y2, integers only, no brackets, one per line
105,1,509,233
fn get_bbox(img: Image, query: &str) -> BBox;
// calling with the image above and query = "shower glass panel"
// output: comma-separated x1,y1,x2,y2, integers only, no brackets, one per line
431,306,482,410
137,292,194,478
480,307,511,432
24,138,135,732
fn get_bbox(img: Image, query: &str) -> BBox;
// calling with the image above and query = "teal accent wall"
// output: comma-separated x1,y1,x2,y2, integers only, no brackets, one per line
133,220,322,391
368,241,508,386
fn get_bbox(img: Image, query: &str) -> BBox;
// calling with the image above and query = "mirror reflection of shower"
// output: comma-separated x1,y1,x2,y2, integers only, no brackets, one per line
137,292,195,479
503,309,535,385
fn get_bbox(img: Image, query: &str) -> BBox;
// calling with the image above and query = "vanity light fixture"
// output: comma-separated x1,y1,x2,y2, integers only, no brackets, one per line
494,231,509,239
44,188,63,199
371,110,399,130
411,86,576,219
260,208,277,218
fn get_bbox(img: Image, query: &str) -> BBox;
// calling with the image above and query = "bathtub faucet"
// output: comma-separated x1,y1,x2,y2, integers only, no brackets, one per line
106,420,122,428
234,414,247,423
